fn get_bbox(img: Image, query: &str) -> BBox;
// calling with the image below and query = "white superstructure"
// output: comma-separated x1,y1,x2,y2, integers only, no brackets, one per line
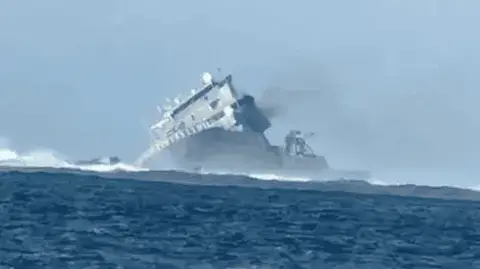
134,72,270,167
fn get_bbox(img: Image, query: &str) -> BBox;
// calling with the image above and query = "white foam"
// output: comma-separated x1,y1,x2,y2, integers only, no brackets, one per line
203,170,394,187
198,169,312,182
0,137,147,173
247,173,311,182
469,185,480,191
74,163,148,172
0,148,18,161
366,177,389,186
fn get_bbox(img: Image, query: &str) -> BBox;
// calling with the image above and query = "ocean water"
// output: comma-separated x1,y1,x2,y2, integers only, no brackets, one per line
1,171,480,269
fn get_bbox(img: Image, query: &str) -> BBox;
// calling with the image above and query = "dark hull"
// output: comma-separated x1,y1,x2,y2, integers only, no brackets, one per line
166,128,370,181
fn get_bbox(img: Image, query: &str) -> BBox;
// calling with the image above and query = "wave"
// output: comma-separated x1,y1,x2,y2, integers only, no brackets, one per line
2,137,480,201
198,169,312,182
1,166,480,202
0,138,365,184
0,143,146,173
0,144,313,181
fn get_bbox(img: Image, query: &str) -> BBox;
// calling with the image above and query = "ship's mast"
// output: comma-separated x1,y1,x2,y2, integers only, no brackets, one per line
284,130,316,157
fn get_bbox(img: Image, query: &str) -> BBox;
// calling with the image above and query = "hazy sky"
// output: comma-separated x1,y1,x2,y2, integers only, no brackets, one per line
1,0,480,186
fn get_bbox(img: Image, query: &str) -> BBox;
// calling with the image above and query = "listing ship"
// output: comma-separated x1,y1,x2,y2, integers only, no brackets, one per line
134,72,371,180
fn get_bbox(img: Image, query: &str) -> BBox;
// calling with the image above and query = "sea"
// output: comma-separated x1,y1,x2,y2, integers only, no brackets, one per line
1,151,480,268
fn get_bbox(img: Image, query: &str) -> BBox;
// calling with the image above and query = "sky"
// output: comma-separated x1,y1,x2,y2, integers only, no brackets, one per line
1,0,480,186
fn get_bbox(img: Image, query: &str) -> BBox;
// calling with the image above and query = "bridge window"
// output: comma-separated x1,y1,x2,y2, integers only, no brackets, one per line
209,99,220,110
210,111,225,121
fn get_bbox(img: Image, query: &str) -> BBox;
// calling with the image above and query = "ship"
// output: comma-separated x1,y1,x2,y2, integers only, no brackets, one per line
134,71,371,181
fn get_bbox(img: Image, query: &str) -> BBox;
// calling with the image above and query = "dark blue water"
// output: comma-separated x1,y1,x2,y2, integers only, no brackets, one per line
1,171,480,269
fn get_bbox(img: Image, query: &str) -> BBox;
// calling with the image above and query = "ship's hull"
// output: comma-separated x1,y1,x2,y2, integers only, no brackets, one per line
165,128,371,181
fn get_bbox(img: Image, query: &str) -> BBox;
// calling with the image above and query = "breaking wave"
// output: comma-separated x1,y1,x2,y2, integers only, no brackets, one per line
0,140,313,183
0,145,319,183
198,169,312,182
0,143,145,173
2,137,480,202
0,137,348,184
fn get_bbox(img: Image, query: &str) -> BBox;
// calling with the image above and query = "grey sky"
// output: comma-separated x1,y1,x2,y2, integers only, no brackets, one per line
1,0,480,186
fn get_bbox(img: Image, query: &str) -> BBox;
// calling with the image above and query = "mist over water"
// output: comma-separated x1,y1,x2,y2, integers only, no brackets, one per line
1,0,480,187
261,55,480,188
0,136,146,172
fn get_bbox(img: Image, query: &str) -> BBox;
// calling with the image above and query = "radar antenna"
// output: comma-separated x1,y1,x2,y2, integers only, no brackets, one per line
202,72,213,85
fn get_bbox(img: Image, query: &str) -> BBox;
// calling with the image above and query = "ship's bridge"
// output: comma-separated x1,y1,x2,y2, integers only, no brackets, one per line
134,72,271,167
